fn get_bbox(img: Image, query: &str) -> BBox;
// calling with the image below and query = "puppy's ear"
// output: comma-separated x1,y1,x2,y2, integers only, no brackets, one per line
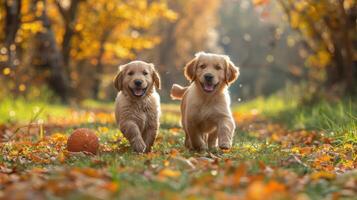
184,57,198,81
113,65,126,91
224,57,240,85
150,64,161,90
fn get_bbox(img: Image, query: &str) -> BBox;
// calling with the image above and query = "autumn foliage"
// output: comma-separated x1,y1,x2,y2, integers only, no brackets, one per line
0,0,177,101
254,0,356,93
0,1,356,198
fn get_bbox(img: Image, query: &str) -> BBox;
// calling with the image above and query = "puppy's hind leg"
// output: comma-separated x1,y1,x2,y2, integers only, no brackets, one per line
121,121,146,153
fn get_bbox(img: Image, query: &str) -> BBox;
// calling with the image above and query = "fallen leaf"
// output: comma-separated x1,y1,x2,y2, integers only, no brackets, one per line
158,168,181,179
310,171,336,180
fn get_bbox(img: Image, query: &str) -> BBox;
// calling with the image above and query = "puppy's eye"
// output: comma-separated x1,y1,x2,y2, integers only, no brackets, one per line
215,65,222,70
128,71,134,76
199,64,206,69
143,71,148,75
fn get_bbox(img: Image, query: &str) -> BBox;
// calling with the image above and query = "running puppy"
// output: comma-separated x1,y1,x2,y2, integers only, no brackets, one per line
171,52,239,151
114,61,161,153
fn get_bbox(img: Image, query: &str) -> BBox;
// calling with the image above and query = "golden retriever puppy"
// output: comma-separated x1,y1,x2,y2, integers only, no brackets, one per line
171,52,239,151
113,61,161,153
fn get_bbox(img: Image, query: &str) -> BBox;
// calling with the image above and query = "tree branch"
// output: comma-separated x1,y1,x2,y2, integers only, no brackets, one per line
55,0,68,22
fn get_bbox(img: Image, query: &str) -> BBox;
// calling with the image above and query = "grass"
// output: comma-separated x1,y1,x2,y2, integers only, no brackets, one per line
276,99,357,144
0,96,69,124
0,92,356,199
234,94,357,144
80,99,114,110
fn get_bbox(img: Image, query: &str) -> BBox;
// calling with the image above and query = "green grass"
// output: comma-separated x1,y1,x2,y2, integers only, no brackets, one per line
1,92,355,143
234,94,357,144
80,99,114,110
0,97,69,124
276,99,357,144
233,94,298,116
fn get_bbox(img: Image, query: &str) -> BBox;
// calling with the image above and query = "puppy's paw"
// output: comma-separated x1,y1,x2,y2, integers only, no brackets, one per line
219,142,232,150
144,145,152,153
132,141,147,153
184,139,192,149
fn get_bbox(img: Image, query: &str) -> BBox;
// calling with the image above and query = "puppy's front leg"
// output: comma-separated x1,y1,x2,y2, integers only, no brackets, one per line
187,125,207,151
121,121,146,153
143,127,158,153
217,117,235,150
208,130,218,149
184,132,192,149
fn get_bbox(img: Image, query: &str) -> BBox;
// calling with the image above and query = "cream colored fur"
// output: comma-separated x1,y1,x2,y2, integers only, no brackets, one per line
114,61,161,153
171,52,239,151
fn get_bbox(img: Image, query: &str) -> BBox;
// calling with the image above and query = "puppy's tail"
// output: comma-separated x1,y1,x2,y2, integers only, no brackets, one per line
170,84,188,100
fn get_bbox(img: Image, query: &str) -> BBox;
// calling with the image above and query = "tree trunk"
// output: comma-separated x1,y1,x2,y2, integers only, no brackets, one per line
156,22,178,98
327,42,344,86
1,0,22,95
34,0,71,103
92,33,109,99
92,51,104,100
3,0,21,70
338,0,355,93
57,0,82,79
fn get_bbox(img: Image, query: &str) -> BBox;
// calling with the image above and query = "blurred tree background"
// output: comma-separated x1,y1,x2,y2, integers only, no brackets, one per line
0,0,356,103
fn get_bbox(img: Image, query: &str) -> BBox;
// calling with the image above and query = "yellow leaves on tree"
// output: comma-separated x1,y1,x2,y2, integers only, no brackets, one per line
290,11,300,29
277,0,356,74
306,50,331,69
71,0,177,63
9,0,46,45
105,36,160,59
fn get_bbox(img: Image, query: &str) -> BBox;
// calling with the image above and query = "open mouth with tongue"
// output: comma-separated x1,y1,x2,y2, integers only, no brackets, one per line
130,87,147,97
201,82,218,93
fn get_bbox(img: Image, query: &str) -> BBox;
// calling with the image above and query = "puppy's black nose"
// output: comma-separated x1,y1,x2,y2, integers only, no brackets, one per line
204,74,214,82
134,80,143,86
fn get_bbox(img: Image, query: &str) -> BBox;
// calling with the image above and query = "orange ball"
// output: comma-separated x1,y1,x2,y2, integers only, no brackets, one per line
67,128,99,154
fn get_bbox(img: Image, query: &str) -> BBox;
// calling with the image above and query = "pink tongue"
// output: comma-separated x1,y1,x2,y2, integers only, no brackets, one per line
134,89,144,96
204,84,214,91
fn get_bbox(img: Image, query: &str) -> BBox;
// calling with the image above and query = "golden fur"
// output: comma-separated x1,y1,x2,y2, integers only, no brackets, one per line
171,52,239,151
114,61,161,153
